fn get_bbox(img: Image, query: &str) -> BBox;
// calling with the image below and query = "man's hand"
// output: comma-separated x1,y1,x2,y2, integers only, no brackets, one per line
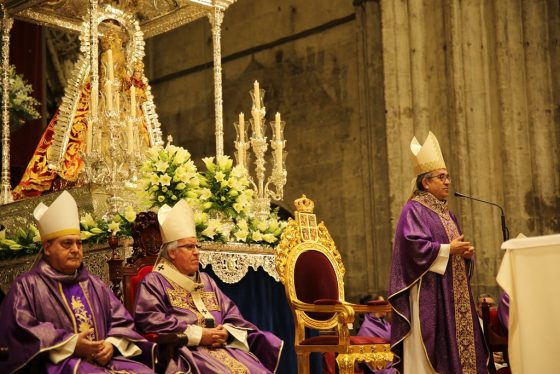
461,246,475,259
200,325,229,348
211,325,229,348
74,329,103,359
450,235,473,256
93,340,114,366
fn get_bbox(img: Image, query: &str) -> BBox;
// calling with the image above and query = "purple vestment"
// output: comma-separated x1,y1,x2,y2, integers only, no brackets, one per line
134,270,283,373
388,192,488,373
357,315,396,374
0,258,155,374
497,291,510,335
358,315,391,341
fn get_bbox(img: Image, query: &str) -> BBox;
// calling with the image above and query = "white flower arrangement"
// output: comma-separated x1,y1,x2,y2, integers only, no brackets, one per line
0,65,41,129
195,155,286,245
0,206,139,259
139,145,200,208
199,155,253,218
80,205,137,243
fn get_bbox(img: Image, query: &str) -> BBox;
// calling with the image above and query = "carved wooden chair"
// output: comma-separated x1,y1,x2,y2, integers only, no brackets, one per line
275,195,393,374
481,298,510,373
109,211,187,373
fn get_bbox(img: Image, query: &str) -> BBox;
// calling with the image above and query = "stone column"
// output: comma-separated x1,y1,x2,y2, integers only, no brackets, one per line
354,0,392,294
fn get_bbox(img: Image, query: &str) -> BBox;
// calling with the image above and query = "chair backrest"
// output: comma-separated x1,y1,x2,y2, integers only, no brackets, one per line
294,248,339,320
121,211,162,313
276,195,346,328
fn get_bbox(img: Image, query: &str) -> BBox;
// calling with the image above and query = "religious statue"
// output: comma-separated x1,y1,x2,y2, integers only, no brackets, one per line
12,26,151,200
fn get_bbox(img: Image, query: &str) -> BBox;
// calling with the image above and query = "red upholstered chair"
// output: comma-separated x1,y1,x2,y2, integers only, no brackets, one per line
276,195,393,374
112,211,188,373
481,299,509,373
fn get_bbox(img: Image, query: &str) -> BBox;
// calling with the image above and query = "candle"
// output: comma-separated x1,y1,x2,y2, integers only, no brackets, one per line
107,49,114,82
275,112,281,140
105,80,113,111
275,143,283,173
253,80,260,109
130,86,136,118
91,93,98,115
239,112,245,142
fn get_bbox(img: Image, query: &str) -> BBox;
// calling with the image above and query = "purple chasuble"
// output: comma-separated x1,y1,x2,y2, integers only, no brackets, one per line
0,258,155,374
387,192,488,373
134,270,283,373
497,292,510,335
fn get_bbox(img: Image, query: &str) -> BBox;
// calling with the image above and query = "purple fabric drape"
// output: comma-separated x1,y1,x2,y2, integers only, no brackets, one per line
388,195,488,373
134,271,282,373
0,258,155,373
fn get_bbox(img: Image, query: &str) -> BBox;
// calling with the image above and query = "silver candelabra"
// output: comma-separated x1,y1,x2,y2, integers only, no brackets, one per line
234,81,287,220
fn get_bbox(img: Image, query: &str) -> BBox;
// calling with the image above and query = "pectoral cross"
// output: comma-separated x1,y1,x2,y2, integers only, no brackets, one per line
157,265,164,271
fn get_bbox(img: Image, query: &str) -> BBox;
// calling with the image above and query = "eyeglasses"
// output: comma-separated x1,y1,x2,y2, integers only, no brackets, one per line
55,239,83,249
428,173,451,182
175,243,201,251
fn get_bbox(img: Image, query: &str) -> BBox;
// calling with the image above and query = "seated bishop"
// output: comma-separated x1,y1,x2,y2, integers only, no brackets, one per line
0,191,155,373
134,200,283,373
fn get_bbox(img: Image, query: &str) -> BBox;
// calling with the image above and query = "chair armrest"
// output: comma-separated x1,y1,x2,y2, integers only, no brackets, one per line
292,299,355,323
348,301,392,314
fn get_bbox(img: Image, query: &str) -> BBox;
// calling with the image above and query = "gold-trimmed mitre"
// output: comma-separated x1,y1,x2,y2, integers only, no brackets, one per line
410,131,447,175
158,200,196,244
33,190,80,241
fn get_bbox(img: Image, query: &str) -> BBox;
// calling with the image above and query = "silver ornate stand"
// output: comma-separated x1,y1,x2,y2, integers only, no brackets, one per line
199,242,279,283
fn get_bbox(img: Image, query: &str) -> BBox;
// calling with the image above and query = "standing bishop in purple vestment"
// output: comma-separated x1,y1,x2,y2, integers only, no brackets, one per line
387,132,488,374
134,200,283,373
0,191,155,374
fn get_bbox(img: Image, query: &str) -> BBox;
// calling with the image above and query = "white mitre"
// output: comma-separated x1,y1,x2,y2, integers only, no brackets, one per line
158,200,196,244
33,190,80,241
410,131,447,175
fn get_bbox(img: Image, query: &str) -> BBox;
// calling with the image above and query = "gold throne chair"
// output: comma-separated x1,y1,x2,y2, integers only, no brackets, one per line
276,195,393,374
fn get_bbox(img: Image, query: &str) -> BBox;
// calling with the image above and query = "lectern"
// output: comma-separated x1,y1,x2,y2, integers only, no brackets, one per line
497,234,560,374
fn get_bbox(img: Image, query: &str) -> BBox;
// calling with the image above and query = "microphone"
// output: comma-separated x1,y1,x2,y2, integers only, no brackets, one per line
454,191,509,242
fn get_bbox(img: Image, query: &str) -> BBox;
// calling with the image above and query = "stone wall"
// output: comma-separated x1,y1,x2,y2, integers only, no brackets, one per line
382,0,560,297
145,0,560,301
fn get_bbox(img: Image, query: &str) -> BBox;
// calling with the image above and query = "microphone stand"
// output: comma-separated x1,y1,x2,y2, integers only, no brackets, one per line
454,191,509,242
